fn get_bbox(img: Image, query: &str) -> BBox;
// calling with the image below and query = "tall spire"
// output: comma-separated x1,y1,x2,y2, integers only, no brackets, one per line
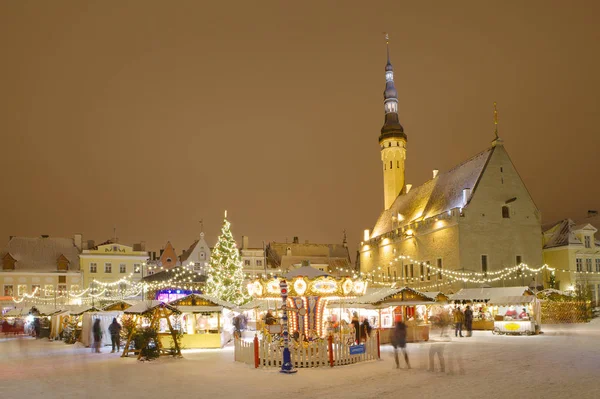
493,102,499,139
380,33,406,141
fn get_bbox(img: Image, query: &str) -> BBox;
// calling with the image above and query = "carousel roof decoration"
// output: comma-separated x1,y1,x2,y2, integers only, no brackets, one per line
247,262,368,299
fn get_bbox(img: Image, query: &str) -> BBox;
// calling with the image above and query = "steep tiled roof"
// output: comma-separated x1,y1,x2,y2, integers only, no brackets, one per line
371,146,494,237
179,240,199,263
0,236,80,272
543,219,583,249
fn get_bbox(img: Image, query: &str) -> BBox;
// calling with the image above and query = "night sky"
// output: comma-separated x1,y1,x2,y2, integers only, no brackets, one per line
1,1,599,256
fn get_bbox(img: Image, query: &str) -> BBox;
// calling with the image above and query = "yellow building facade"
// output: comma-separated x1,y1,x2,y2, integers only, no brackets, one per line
80,242,148,289
543,219,600,303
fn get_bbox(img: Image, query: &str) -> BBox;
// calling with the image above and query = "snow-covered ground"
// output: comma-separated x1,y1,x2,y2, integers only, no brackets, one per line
2,321,600,399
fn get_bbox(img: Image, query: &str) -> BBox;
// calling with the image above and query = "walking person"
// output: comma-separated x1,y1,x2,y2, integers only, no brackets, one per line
453,307,464,337
392,321,410,369
464,306,473,337
92,319,103,353
360,318,372,343
108,318,122,353
351,312,360,344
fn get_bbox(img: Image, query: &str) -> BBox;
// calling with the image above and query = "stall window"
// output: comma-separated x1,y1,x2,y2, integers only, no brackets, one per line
437,258,443,279
481,255,488,275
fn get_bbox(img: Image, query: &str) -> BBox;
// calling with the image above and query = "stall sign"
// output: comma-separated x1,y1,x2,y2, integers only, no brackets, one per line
349,344,365,355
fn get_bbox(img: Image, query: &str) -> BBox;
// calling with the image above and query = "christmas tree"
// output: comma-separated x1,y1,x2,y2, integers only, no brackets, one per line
205,211,249,305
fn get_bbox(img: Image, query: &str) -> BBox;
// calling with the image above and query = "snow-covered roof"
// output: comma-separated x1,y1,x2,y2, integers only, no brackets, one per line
450,287,533,301
543,219,586,249
1,236,80,272
371,147,494,237
169,293,235,309
488,296,537,305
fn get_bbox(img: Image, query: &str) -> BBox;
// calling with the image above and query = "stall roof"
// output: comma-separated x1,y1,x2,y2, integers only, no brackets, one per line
175,305,224,313
64,305,100,316
101,300,137,311
168,293,235,309
30,305,64,316
4,307,28,317
237,298,273,311
124,301,180,315
450,287,533,301
488,296,537,305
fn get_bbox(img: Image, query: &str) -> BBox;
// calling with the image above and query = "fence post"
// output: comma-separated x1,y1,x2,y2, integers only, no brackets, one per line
328,334,334,367
376,329,381,359
253,335,259,368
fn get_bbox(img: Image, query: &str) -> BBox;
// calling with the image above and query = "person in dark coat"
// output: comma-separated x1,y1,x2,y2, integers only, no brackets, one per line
351,313,360,344
33,317,41,338
392,321,410,369
464,306,473,337
108,318,122,353
360,318,372,343
453,307,464,337
92,319,103,353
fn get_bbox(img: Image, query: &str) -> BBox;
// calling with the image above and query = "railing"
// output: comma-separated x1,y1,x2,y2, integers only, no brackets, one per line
234,331,380,368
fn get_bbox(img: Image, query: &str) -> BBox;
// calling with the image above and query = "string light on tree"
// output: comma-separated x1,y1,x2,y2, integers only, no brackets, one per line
204,210,250,305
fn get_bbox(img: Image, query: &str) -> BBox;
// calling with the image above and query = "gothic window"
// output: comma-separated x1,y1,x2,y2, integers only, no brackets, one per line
397,160,399,168
437,258,443,279
390,161,392,169
481,255,488,275
502,206,510,219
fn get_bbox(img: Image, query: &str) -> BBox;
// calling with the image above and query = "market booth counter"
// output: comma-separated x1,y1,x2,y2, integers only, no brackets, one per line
166,294,235,349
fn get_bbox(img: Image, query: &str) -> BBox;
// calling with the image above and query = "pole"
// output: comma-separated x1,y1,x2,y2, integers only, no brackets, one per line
279,279,297,374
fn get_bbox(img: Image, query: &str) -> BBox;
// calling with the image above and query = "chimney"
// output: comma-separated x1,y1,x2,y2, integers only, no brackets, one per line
153,251,157,260
433,169,439,179
73,234,83,251
242,236,249,249
462,188,471,207
293,236,299,244
363,229,370,241
140,241,146,251
588,210,598,218
160,249,164,256
405,184,412,194
86,240,95,250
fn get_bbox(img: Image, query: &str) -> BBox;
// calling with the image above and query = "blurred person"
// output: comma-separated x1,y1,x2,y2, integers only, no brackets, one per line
428,323,448,372
108,318,122,353
351,312,360,344
392,321,410,369
360,318,372,342
519,308,528,319
464,305,473,337
453,307,464,337
92,319,103,353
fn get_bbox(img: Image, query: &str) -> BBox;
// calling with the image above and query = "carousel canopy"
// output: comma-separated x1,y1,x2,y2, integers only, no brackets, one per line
124,301,180,315
450,287,533,302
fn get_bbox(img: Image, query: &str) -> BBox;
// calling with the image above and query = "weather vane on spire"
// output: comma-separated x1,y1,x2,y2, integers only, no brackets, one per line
493,102,499,139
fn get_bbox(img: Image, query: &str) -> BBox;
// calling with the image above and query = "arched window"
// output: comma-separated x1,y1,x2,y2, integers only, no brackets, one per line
502,206,510,218
397,160,399,168
390,161,392,169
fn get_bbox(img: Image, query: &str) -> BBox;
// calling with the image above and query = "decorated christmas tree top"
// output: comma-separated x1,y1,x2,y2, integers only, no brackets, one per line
205,211,250,305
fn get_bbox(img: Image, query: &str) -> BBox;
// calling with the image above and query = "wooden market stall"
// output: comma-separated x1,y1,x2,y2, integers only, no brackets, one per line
102,300,136,312
122,301,182,359
167,294,235,348
450,287,537,332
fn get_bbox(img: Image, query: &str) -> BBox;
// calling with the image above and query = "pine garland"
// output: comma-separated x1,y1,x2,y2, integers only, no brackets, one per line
205,214,249,305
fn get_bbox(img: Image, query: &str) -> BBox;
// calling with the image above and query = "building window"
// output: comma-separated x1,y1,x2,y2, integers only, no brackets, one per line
57,284,67,295
244,260,251,266
18,285,27,296
404,264,408,279
419,264,424,281
4,285,13,296
44,285,53,297
105,263,112,273
120,264,127,273
585,236,591,248
390,161,393,169
90,263,97,273
59,276,66,284
437,258,443,279
502,206,510,218
586,258,592,272
481,255,488,275
410,264,414,279
576,258,583,272
426,261,431,280
394,270,397,280
516,255,522,266
134,264,141,273
256,260,263,267
596,259,600,273
31,285,41,296
70,285,79,293
397,160,400,168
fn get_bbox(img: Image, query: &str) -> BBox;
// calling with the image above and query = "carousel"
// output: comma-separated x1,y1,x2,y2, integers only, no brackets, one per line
245,262,368,341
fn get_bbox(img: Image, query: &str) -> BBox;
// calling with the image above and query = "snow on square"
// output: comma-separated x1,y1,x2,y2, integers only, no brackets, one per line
2,320,600,399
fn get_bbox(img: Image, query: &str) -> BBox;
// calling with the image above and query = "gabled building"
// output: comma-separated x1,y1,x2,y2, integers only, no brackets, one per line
80,240,148,288
0,235,83,300
240,236,265,276
543,211,600,303
359,40,543,290
179,232,212,274
266,236,352,275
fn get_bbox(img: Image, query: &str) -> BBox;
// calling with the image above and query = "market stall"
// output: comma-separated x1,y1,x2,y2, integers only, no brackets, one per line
81,310,123,347
450,287,539,334
167,294,235,348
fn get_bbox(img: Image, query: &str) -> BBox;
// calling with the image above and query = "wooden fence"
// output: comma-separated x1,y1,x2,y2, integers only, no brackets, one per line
234,331,380,368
